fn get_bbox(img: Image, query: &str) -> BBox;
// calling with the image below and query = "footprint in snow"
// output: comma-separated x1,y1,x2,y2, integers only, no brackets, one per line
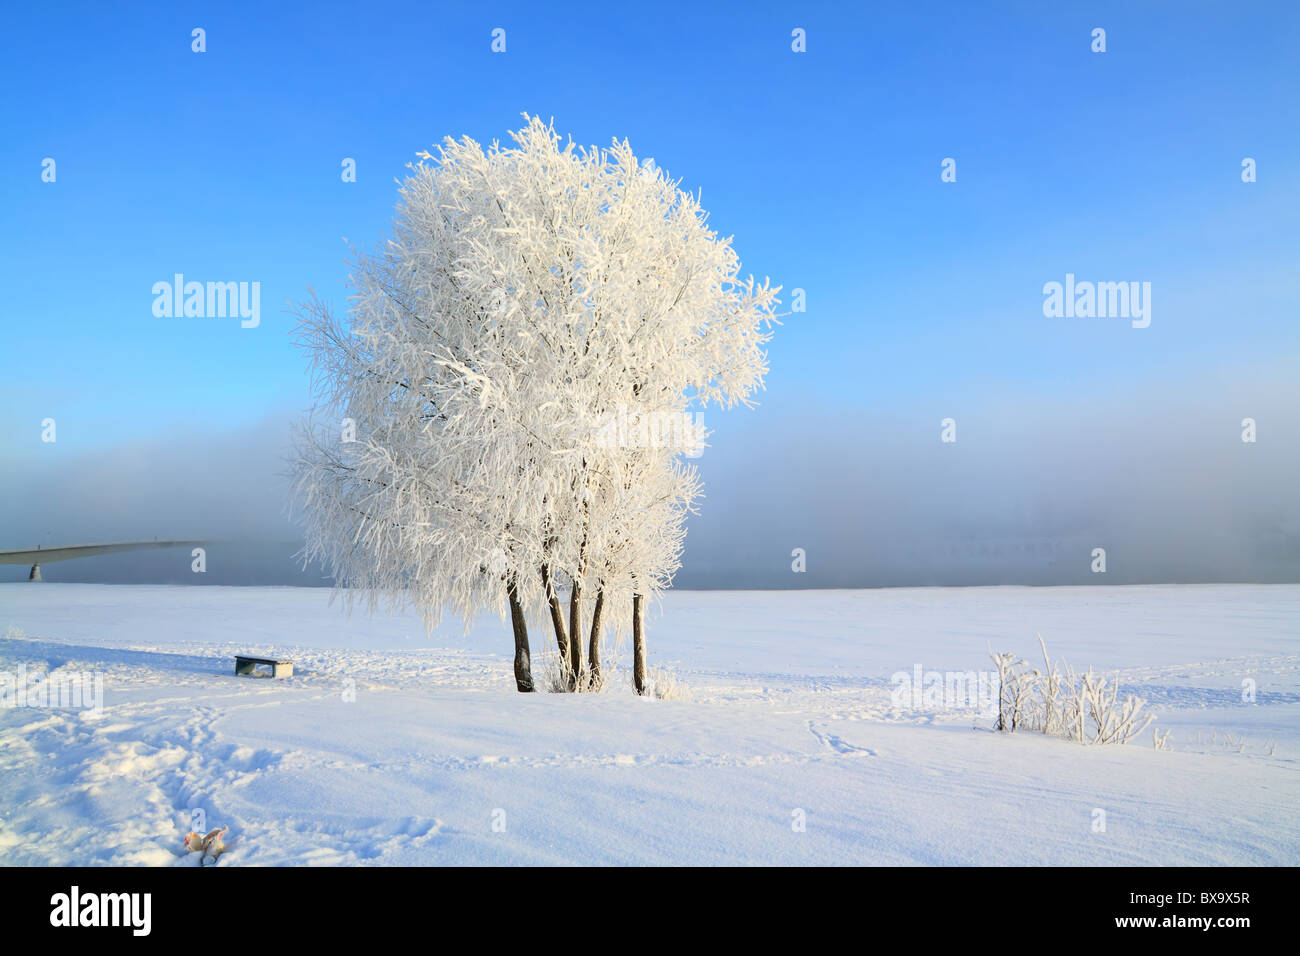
807,721,875,756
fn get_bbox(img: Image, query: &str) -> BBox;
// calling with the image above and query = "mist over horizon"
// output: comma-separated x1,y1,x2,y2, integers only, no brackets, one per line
4,359,1296,589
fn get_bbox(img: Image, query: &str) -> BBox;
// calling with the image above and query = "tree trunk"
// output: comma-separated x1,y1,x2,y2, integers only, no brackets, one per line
587,588,605,689
632,591,647,696
567,579,585,684
568,527,590,687
540,562,573,690
506,576,533,692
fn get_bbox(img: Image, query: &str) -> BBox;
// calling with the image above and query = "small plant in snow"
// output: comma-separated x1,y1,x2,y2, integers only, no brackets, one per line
1077,666,1155,745
990,635,1155,745
643,666,688,701
989,650,1034,732
541,653,604,695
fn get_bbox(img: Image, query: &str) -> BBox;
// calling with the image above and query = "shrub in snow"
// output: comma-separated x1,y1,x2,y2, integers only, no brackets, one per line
643,666,688,701
541,652,605,695
990,651,1034,733
989,635,1155,745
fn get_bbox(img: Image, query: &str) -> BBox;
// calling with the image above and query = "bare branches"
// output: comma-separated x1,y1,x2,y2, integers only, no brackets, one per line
990,636,1156,746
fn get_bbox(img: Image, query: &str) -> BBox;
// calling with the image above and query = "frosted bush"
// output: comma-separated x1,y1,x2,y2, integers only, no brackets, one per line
990,635,1155,745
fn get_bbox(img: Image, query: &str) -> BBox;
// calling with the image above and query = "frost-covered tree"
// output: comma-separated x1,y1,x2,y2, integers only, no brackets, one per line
292,116,778,693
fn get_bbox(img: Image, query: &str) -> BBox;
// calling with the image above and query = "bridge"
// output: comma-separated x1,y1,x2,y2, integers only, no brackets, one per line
0,541,207,581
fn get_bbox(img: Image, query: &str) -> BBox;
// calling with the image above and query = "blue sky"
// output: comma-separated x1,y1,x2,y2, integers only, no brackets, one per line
2,1,1297,584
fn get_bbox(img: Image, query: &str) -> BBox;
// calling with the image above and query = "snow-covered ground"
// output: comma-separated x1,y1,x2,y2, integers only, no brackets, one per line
1,583,1297,865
